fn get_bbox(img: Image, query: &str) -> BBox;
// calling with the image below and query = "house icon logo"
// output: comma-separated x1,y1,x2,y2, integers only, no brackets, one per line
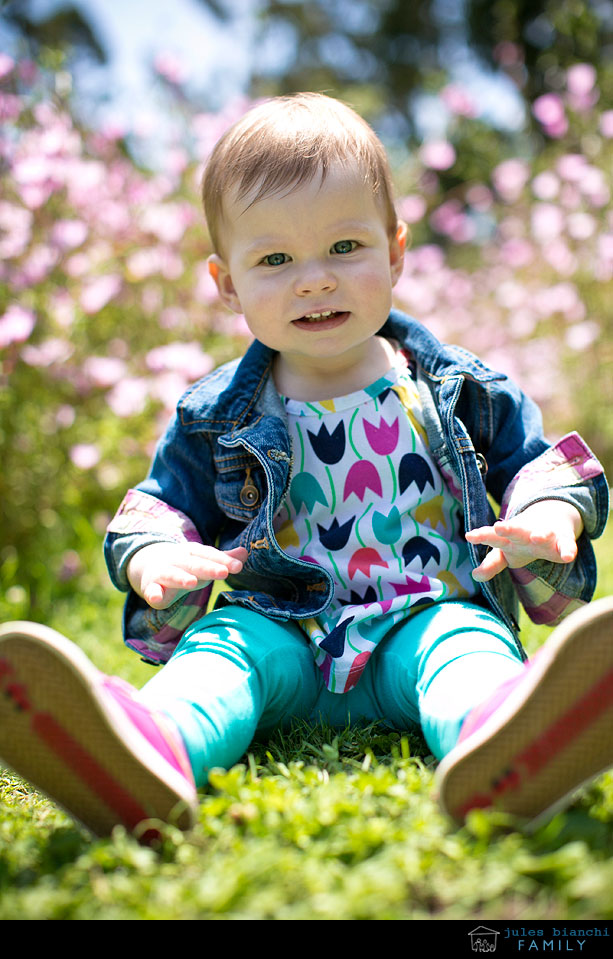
469,927,499,952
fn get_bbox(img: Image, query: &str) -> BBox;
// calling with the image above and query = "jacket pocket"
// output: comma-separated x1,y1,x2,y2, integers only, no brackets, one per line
212,448,266,521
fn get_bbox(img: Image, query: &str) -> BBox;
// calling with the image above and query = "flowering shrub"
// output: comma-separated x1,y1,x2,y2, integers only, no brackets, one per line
0,55,611,616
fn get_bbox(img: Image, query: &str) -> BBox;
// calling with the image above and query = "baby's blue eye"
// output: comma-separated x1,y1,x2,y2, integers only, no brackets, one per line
263,253,289,266
331,240,357,255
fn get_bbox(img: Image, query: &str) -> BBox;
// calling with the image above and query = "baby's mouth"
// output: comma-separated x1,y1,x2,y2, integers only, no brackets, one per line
296,310,344,324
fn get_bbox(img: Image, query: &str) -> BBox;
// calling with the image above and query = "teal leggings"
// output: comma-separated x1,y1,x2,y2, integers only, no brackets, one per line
138,601,525,787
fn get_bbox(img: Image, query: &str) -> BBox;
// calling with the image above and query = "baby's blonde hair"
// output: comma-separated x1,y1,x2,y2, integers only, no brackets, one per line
202,92,398,255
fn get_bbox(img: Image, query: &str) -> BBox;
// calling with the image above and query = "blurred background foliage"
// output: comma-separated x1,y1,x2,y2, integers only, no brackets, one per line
0,0,611,625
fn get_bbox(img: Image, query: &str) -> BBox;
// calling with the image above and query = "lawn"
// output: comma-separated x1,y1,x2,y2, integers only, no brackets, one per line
0,522,612,920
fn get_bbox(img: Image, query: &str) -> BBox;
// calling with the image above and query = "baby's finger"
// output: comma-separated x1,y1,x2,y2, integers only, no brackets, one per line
471,547,509,583
465,526,512,550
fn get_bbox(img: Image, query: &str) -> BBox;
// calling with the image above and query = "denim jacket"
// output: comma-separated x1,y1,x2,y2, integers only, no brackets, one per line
105,310,609,665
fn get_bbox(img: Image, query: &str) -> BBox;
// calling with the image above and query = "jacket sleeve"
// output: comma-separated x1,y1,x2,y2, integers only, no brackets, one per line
104,413,224,663
497,431,609,625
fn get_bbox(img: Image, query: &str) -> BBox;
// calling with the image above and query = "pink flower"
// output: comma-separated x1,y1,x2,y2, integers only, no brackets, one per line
566,64,598,111
348,548,389,580
0,53,14,79
83,356,127,388
531,171,559,200
154,52,188,85
52,219,88,250
556,154,586,181
140,203,194,244
146,342,213,380
567,64,596,95
441,85,477,117
80,274,122,314
492,159,530,202
0,93,23,121
599,111,613,138
106,378,150,418
0,305,35,348
530,203,564,243
363,416,399,455
420,140,456,171
396,195,427,224
343,461,383,502
565,321,599,351
21,338,72,367
70,444,101,470
532,94,568,137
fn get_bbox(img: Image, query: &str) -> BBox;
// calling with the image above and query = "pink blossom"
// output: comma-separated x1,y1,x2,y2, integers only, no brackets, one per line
106,377,150,418
149,371,189,412
530,203,564,243
599,111,613,138
420,140,456,171
412,245,445,273
21,244,59,284
394,275,437,314
194,263,221,304
397,195,427,224
497,238,534,268
565,321,599,351
0,93,23,121
566,64,598,112
83,356,127,387
48,290,76,328
567,63,596,95
21,338,72,367
52,219,88,250
466,185,493,211
441,85,477,117
492,159,530,202
566,212,596,240
556,154,586,182
598,233,613,266
543,240,577,277
578,167,609,207
532,94,568,137
69,443,101,470
140,203,194,244
0,202,33,258
154,52,188,85
531,171,559,200
159,306,187,329
56,405,76,428
17,60,38,84
0,305,36,348
0,53,15,79
146,342,214,381
80,274,122,314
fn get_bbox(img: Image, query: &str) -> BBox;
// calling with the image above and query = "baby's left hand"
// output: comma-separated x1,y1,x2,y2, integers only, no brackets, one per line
466,500,584,583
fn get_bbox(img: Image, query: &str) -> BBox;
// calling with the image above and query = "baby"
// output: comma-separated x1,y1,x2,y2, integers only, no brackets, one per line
0,93,611,837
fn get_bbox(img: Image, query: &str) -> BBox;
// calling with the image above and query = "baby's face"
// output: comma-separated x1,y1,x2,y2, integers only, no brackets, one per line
208,163,406,394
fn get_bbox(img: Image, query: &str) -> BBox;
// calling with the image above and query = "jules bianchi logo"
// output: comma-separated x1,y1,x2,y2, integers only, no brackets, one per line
469,928,500,953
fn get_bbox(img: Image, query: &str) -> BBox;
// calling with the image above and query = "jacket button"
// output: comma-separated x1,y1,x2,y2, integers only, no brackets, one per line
240,467,260,506
476,453,488,477
240,483,259,507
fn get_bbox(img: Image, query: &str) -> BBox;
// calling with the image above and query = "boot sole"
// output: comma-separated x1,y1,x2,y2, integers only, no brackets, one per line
0,622,197,838
436,597,613,824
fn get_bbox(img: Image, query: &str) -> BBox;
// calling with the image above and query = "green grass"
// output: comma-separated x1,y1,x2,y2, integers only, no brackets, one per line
0,524,612,920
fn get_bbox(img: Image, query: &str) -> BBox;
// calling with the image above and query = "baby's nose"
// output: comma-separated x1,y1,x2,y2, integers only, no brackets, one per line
294,264,337,296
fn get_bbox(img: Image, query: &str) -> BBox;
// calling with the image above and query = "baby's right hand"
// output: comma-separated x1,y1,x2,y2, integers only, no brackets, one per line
127,542,248,609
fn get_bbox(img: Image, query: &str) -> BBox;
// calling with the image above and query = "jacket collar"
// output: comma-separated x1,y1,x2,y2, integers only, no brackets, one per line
177,310,505,432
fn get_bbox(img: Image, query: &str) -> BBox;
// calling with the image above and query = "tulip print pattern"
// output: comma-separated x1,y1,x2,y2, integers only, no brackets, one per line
273,362,475,693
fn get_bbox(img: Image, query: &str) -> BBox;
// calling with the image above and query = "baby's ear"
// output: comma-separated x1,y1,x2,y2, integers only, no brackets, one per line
208,256,242,313
390,220,408,283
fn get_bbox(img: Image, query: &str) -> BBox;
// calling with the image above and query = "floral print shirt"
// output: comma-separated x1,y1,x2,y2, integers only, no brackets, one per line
273,360,477,692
